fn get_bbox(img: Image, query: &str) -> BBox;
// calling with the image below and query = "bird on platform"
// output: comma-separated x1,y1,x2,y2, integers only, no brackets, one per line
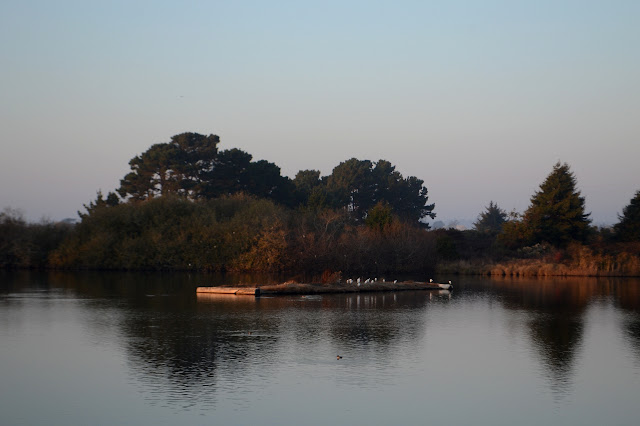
430,279,433,283
394,280,398,283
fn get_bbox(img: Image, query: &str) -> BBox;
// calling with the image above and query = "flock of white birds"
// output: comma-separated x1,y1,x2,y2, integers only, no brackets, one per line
345,277,397,286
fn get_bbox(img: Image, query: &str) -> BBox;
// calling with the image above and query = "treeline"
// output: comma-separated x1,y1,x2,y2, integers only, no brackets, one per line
2,132,441,275
116,132,435,224
2,133,640,277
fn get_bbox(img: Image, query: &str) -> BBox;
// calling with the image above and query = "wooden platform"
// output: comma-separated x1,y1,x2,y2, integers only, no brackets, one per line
196,287,261,296
196,281,447,297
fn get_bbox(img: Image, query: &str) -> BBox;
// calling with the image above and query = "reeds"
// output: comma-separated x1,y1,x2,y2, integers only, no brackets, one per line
438,243,640,277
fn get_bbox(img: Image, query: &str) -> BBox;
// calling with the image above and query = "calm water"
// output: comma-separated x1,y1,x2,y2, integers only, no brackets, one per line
1,271,640,425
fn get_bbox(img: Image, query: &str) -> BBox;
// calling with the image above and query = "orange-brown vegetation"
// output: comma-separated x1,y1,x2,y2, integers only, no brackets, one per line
438,242,640,277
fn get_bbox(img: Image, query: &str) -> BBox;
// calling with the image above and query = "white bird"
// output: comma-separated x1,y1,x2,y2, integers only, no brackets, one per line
394,280,398,284
430,279,433,283
374,278,377,282
365,278,370,284
357,278,361,284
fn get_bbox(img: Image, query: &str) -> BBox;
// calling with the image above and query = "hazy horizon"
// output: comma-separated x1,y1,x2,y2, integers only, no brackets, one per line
2,1,638,225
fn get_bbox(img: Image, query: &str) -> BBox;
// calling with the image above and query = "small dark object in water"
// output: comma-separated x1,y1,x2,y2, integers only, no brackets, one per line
337,355,342,360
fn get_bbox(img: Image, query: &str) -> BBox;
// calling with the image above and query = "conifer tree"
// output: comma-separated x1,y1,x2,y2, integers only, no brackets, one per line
614,190,640,241
521,162,591,247
474,201,507,234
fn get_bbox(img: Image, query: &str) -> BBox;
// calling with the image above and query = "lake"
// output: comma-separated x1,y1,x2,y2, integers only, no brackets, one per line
1,271,639,425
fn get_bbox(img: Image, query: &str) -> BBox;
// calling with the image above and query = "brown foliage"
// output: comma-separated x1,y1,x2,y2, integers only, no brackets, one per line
440,242,640,277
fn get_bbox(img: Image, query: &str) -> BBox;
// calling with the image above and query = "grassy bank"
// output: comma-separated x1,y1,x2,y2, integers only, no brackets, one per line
437,243,640,277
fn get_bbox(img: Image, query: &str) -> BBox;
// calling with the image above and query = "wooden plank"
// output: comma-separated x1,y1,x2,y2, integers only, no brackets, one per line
236,288,261,296
196,287,245,294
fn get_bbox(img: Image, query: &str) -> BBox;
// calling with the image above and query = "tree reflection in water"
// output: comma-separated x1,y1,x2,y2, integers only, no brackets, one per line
3,271,639,412
457,276,639,398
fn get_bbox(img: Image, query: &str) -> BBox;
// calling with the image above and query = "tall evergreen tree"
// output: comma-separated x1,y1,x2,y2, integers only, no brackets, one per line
614,190,640,241
521,162,591,246
474,201,507,234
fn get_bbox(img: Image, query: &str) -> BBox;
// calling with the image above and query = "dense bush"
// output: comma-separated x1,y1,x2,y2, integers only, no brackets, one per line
50,194,287,271
46,194,438,275
0,208,73,268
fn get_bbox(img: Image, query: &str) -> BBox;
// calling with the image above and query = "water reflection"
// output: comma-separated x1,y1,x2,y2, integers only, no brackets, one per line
613,280,640,367
456,276,640,397
500,278,587,396
2,271,640,418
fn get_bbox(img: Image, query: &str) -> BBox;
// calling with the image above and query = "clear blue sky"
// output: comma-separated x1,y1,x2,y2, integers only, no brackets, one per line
1,0,638,225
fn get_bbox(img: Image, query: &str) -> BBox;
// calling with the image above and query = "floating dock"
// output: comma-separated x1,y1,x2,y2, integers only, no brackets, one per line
196,281,447,297
196,287,261,296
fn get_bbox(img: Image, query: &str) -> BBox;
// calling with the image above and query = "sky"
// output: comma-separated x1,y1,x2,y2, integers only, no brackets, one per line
1,0,638,226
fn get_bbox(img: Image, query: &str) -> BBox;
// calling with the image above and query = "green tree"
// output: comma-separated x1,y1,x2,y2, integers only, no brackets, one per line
324,158,435,226
325,158,376,219
372,160,434,224
365,201,393,231
200,148,295,205
242,160,295,206
614,190,640,241
118,133,294,205
293,170,323,205
474,201,507,234
118,133,220,200
80,190,120,219
520,162,591,247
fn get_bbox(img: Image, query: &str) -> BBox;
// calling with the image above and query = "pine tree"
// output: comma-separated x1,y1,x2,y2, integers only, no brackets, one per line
521,162,591,247
614,190,640,241
474,201,507,234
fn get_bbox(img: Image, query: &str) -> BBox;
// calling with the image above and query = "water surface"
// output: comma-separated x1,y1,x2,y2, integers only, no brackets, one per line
1,271,639,425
